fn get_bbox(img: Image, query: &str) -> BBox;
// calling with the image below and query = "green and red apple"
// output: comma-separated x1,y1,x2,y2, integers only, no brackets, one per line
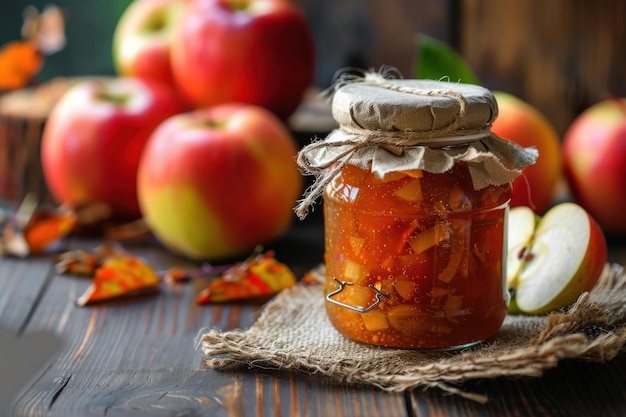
112,0,188,90
562,97,626,235
492,92,563,214
137,103,303,260
506,203,607,315
169,0,315,120
41,77,184,219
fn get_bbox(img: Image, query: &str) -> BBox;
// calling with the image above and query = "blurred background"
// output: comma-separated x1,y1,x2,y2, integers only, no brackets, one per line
1,0,624,135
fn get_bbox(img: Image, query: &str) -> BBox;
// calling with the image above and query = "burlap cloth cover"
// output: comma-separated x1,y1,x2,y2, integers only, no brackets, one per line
294,70,538,218
199,263,626,403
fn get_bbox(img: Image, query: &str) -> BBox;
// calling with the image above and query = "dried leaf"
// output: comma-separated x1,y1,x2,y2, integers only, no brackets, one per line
76,256,160,306
197,251,296,304
300,264,325,285
0,223,30,258
0,195,77,257
24,209,77,255
55,242,128,276
162,267,193,284
55,249,98,276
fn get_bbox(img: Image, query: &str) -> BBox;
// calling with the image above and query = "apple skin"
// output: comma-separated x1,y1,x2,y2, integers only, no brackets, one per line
112,0,189,90
170,0,315,120
41,77,184,219
492,92,563,214
562,98,626,235
508,203,607,315
137,103,304,260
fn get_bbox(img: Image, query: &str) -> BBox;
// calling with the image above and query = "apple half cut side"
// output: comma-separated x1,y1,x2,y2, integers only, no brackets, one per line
506,206,538,289
507,203,607,315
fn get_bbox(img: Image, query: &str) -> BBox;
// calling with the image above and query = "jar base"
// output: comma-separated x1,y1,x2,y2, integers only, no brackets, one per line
338,332,486,350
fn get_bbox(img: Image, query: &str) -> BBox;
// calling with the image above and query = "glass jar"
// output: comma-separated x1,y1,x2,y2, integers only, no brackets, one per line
323,162,512,349
295,72,537,350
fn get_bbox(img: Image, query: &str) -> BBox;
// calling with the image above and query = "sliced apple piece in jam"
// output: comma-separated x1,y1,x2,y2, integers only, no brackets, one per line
387,304,421,334
394,280,418,301
444,294,464,311
437,220,469,283
361,310,389,331
388,304,453,335
448,184,471,211
409,222,449,254
349,235,365,256
343,259,368,284
394,178,423,202
399,169,424,179
382,171,408,182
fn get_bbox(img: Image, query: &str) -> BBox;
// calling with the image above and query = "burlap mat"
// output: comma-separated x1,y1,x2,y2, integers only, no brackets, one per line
199,263,626,402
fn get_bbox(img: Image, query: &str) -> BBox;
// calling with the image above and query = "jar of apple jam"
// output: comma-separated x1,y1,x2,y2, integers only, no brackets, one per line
295,71,537,349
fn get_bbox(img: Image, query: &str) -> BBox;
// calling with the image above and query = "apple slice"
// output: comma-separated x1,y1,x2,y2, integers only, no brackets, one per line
507,203,607,315
506,206,538,288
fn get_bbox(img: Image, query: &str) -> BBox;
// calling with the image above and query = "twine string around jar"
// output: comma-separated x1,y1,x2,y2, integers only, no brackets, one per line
294,69,492,219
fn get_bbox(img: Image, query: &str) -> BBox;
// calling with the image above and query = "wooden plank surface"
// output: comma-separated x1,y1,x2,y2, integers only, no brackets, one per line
410,356,626,416
2,218,626,416
5,222,410,417
0,257,55,334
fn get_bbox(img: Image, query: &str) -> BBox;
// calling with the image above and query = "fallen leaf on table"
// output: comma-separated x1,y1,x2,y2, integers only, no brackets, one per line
76,256,160,306
197,250,297,304
0,223,30,258
300,264,325,285
56,243,296,306
55,241,128,276
162,266,194,284
24,209,77,255
0,195,77,257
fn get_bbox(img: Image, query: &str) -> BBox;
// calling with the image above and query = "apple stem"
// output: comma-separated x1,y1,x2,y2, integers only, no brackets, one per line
96,91,132,106
225,0,251,11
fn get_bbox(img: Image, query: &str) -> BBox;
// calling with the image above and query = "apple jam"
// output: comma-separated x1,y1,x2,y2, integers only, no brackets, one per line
323,162,512,349
294,74,536,349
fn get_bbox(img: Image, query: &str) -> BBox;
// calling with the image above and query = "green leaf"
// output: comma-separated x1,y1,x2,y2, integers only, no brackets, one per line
415,34,480,85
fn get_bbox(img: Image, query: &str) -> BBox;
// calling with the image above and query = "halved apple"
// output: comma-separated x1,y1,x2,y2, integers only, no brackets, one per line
507,203,607,315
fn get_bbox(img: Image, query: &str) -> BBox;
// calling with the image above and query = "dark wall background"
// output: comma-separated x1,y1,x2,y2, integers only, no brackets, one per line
0,0,131,80
1,0,624,135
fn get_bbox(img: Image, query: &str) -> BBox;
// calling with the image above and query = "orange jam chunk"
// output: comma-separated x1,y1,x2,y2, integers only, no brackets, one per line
323,163,511,349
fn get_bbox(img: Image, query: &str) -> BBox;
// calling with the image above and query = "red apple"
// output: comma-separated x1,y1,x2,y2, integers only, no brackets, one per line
492,92,563,214
112,0,188,90
170,0,315,120
41,77,184,219
562,98,626,235
137,103,303,260
506,203,607,315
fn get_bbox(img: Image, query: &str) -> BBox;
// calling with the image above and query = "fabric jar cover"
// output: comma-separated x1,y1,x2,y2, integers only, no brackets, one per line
295,71,538,218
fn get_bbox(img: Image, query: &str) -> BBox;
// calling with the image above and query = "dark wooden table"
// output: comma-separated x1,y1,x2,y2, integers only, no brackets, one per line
2,211,626,417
